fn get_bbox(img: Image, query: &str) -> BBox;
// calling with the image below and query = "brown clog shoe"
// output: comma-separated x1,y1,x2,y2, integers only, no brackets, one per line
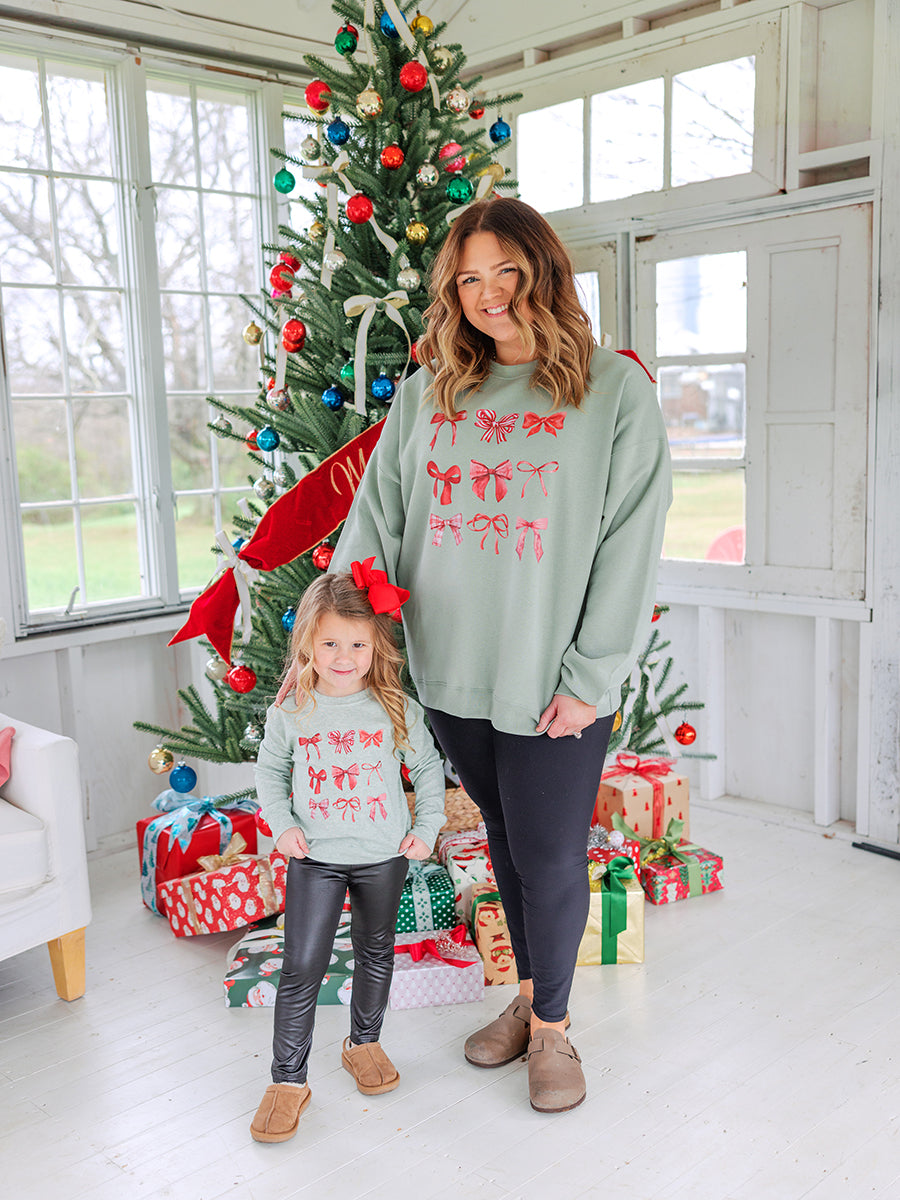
527,1029,585,1113
464,995,533,1067
341,1038,400,1095
250,1081,311,1143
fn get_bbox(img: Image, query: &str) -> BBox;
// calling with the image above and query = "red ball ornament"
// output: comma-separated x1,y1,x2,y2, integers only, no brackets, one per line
410,339,419,364
438,141,466,172
226,664,257,693
278,251,301,272
651,605,662,622
675,721,697,746
245,428,258,449
269,262,294,292
312,542,334,570
282,318,306,350
255,810,273,838
266,376,276,390
399,61,428,93
346,193,374,224
305,79,331,113
380,143,405,169
469,104,485,119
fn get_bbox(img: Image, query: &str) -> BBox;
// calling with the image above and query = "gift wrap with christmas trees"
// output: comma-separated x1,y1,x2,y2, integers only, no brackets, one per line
594,752,690,840
621,816,724,905
576,857,644,965
395,860,456,933
160,848,287,937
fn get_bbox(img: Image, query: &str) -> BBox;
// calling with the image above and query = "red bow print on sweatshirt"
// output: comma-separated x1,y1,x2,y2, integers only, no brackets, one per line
429,410,467,450
328,730,355,754
475,409,518,444
470,459,512,502
427,461,462,505
523,412,565,437
332,764,360,790
359,729,383,748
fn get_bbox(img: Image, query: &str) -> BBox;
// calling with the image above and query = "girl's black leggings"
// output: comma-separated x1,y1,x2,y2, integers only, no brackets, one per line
425,708,615,1024
271,853,410,1084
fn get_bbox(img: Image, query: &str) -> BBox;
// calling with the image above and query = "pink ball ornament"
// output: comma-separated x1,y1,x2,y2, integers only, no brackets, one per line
439,141,466,173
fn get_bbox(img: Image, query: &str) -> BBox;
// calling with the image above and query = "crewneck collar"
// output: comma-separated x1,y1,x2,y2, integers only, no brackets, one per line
488,358,538,379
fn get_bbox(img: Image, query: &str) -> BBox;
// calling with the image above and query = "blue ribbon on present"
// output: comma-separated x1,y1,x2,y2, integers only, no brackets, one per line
140,789,258,915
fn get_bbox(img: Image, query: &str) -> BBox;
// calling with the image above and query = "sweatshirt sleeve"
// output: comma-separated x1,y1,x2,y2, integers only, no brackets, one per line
254,704,300,846
556,373,673,711
331,389,407,580
401,700,447,851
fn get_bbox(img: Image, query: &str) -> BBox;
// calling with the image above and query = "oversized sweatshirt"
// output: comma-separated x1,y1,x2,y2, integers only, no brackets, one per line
332,347,673,736
254,689,446,864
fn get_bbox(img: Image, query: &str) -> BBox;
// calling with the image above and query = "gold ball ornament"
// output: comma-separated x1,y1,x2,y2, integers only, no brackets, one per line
148,745,174,774
612,710,622,732
431,45,453,71
356,87,384,119
410,12,434,36
309,220,327,241
242,321,263,345
406,220,429,245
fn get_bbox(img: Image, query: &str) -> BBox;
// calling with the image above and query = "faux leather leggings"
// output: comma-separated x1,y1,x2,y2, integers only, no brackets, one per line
425,708,615,1024
271,853,410,1084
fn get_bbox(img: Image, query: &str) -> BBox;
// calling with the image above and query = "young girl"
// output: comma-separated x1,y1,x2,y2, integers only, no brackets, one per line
250,566,446,1144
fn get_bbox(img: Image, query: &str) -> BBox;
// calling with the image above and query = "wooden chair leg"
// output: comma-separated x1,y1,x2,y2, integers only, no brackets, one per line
47,928,86,1001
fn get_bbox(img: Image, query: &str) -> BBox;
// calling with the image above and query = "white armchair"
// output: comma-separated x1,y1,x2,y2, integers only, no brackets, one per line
0,713,92,1000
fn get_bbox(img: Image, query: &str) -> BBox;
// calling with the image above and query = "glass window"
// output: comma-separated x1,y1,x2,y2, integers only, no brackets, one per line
516,99,583,213
590,79,664,203
672,58,755,187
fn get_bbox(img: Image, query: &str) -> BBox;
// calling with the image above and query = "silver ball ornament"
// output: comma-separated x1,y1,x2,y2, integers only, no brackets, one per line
397,266,421,291
416,163,439,188
212,415,232,437
301,136,320,160
447,86,470,114
205,656,228,681
268,387,291,412
253,475,276,501
273,464,295,489
324,248,347,271
431,46,453,71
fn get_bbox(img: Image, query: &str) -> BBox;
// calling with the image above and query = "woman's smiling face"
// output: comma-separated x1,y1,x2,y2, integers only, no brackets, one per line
455,230,534,364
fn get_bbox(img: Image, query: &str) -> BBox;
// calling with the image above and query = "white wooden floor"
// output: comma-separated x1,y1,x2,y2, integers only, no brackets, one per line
3,800,900,1200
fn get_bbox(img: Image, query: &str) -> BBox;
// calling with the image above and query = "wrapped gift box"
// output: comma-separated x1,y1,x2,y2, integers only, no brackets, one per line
594,753,689,840
577,858,644,965
395,861,456,933
137,789,259,915
390,927,484,1009
445,843,494,923
160,851,287,937
641,842,723,905
587,825,642,879
435,824,487,865
470,884,519,985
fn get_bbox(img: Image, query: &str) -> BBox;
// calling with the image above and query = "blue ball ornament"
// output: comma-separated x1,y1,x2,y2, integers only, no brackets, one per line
169,762,197,794
322,385,345,410
281,608,296,632
371,371,396,402
326,117,351,146
380,11,399,37
489,118,511,145
232,536,245,551
255,425,280,452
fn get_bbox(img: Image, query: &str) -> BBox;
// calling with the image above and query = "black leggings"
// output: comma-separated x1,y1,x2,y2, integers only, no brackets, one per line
271,854,410,1084
426,708,615,1024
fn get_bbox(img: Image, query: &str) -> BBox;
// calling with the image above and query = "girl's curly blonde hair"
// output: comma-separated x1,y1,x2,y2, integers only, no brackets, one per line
280,573,412,755
416,197,595,417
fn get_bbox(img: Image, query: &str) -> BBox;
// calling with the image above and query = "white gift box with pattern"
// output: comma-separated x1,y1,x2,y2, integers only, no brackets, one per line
389,928,484,1009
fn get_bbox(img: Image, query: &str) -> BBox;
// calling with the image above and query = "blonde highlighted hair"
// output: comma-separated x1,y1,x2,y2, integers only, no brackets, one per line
417,198,595,417
280,573,412,755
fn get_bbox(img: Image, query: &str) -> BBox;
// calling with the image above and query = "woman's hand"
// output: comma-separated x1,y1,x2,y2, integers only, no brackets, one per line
398,833,431,860
536,694,597,739
276,826,310,859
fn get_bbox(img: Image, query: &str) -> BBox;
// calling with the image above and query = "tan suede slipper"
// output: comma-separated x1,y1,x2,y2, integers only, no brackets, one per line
250,1081,311,1143
341,1037,400,1094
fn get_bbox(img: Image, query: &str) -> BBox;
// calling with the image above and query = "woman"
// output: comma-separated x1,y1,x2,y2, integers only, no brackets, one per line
332,197,671,1113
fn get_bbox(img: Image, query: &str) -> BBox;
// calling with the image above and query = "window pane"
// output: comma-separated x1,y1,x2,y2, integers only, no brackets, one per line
82,503,142,601
12,398,71,501
517,100,582,213
672,57,755,187
198,89,252,192
175,492,216,591
659,363,745,460
21,506,78,610
46,62,112,176
656,252,747,356
161,293,208,390
204,192,257,293
56,178,120,287
209,295,258,390
73,398,135,496
574,271,600,339
0,173,55,283
168,395,213,491
0,55,46,169
590,79,664,203
63,291,127,392
155,186,203,290
147,80,195,186
3,288,65,393
663,470,745,562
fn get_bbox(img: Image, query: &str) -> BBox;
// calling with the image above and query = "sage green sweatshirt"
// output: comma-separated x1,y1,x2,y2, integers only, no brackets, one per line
332,347,672,735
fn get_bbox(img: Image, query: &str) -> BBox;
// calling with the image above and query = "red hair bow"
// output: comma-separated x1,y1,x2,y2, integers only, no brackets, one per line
351,557,410,617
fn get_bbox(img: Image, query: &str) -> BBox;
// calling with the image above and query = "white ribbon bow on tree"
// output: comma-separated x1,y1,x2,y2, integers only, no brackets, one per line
343,290,411,415
214,531,261,650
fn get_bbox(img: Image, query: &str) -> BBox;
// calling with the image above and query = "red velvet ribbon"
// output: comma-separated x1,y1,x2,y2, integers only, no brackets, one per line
394,923,473,967
601,752,676,838
350,557,410,616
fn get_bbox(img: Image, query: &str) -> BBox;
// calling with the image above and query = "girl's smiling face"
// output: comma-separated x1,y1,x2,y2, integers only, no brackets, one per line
455,230,534,364
312,612,374,696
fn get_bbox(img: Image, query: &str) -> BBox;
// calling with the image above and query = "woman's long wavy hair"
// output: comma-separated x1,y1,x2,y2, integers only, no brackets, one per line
280,573,412,755
417,198,595,416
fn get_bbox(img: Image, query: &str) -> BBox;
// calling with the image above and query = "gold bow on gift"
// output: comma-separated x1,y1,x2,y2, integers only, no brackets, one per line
197,832,248,872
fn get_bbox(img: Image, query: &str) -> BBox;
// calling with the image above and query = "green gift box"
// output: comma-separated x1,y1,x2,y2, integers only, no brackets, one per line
224,915,355,1007
395,861,456,934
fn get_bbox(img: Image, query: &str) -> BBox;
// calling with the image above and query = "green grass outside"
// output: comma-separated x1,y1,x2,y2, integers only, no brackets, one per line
664,470,745,561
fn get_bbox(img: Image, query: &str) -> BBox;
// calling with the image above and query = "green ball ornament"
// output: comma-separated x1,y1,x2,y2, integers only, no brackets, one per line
339,361,355,385
335,28,358,55
446,176,475,203
273,168,295,194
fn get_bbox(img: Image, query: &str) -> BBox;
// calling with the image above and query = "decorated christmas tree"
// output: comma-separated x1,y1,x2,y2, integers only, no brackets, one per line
135,0,522,787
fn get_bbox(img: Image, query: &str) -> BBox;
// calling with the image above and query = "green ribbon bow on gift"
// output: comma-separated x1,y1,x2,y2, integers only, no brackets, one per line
611,813,704,898
600,855,636,963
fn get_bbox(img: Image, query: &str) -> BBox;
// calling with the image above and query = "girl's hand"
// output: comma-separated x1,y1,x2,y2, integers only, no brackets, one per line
536,694,597,739
398,833,430,860
276,826,310,859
